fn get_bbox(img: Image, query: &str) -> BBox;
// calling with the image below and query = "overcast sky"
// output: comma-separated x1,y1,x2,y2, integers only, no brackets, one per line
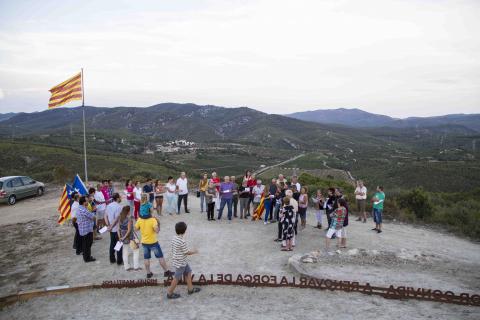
0,0,478,117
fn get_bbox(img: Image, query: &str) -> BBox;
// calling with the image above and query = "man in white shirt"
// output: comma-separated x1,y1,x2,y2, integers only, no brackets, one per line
291,175,301,193
277,174,287,186
94,183,107,229
354,180,368,223
176,172,190,214
105,193,123,264
252,179,265,216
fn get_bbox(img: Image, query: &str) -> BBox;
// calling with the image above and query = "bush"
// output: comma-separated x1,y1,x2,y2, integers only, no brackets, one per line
53,165,72,183
397,187,434,220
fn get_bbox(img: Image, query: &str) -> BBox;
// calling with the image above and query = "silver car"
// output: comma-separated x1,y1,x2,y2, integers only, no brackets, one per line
0,176,45,205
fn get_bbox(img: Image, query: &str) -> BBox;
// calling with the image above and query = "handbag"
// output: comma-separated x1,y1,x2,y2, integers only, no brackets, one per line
130,231,140,250
196,190,201,198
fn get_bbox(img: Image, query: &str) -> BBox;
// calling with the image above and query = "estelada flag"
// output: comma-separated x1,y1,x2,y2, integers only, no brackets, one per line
48,72,82,109
57,184,73,224
252,194,265,221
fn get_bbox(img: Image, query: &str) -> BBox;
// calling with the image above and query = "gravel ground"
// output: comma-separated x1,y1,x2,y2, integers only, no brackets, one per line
0,193,479,319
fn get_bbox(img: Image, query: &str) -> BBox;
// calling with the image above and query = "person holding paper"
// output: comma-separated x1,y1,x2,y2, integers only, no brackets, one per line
117,205,140,271
372,186,386,233
105,193,123,265
217,176,235,220
238,180,250,219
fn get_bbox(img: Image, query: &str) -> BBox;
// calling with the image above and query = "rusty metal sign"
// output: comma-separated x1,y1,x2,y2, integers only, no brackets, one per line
100,273,480,307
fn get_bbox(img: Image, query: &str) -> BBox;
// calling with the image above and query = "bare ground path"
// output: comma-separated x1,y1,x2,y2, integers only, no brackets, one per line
0,193,479,319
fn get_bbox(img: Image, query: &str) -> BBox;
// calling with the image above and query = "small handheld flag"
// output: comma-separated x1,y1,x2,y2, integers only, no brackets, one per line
57,184,73,224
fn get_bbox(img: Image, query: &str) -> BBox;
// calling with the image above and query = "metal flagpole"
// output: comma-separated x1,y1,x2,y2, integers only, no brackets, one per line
81,68,88,182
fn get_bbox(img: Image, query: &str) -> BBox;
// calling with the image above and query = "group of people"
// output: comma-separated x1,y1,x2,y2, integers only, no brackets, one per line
68,171,386,298
70,180,201,299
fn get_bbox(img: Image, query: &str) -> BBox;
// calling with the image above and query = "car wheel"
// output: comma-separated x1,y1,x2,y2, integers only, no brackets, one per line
8,195,16,205
37,187,44,196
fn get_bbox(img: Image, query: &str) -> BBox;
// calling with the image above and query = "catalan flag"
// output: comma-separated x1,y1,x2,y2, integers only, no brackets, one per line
252,194,265,221
57,184,73,224
48,72,83,109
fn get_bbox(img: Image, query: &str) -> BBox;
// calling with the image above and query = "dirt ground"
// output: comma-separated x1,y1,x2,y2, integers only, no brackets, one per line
0,191,479,319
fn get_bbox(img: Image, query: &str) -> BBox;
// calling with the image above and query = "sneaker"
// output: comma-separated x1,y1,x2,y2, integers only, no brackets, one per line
363,219,367,223
264,222,268,225
147,272,154,278
188,287,201,295
85,257,96,263
185,210,190,213
167,293,181,299
164,270,174,277
377,229,382,234
371,228,378,231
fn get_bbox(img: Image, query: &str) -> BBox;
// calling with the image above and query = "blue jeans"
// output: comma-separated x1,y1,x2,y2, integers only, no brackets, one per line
218,198,233,220
142,242,164,259
264,200,272,222
373,208,383,224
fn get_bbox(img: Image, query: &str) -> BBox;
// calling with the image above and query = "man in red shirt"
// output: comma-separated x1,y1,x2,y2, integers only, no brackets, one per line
210,171,221,191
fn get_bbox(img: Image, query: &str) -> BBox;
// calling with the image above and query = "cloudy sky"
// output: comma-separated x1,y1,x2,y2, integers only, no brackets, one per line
0,0,478,117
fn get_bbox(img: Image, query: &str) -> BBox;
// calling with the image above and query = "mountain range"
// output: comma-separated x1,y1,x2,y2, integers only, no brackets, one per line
0,112,17,122
286,108,480,132
1,103,479,192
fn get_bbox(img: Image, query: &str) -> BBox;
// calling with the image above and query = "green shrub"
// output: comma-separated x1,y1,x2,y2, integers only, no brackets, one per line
397,187,434,220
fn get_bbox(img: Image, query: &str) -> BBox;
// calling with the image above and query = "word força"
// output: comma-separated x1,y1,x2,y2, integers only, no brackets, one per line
100,273,480,307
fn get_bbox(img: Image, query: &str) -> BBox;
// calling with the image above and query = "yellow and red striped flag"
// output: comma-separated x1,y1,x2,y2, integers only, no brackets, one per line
48,72,83,109
57,185,72,224
252,194,265,221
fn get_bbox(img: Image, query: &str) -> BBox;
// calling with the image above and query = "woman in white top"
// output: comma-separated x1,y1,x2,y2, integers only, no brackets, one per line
133,181,142,220
165,176,178,215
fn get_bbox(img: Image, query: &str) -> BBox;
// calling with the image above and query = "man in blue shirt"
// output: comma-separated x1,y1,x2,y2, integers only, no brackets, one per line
77,196,96,262
143,179,155,204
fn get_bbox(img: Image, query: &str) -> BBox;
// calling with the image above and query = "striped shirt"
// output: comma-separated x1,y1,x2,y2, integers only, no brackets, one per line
171,235,188,268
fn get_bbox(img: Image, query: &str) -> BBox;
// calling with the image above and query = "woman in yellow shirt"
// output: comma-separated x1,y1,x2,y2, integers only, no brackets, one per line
198,173,208,213
134,210,174,279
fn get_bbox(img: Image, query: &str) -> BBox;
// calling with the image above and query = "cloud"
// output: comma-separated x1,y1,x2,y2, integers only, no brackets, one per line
0,88,4,100
0,0,479,117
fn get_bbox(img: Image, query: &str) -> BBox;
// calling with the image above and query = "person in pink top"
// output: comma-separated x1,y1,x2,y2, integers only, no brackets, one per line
125,179,135,216
101,180,111,204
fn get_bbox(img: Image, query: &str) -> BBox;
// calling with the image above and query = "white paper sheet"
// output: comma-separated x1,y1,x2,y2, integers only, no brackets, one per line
114,241,123,251
99,226,108,234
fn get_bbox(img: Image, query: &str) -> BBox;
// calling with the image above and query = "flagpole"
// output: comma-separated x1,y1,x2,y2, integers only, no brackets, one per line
81,68,88,183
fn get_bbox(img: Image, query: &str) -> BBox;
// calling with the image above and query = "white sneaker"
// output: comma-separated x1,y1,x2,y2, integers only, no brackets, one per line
264,222,268,225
